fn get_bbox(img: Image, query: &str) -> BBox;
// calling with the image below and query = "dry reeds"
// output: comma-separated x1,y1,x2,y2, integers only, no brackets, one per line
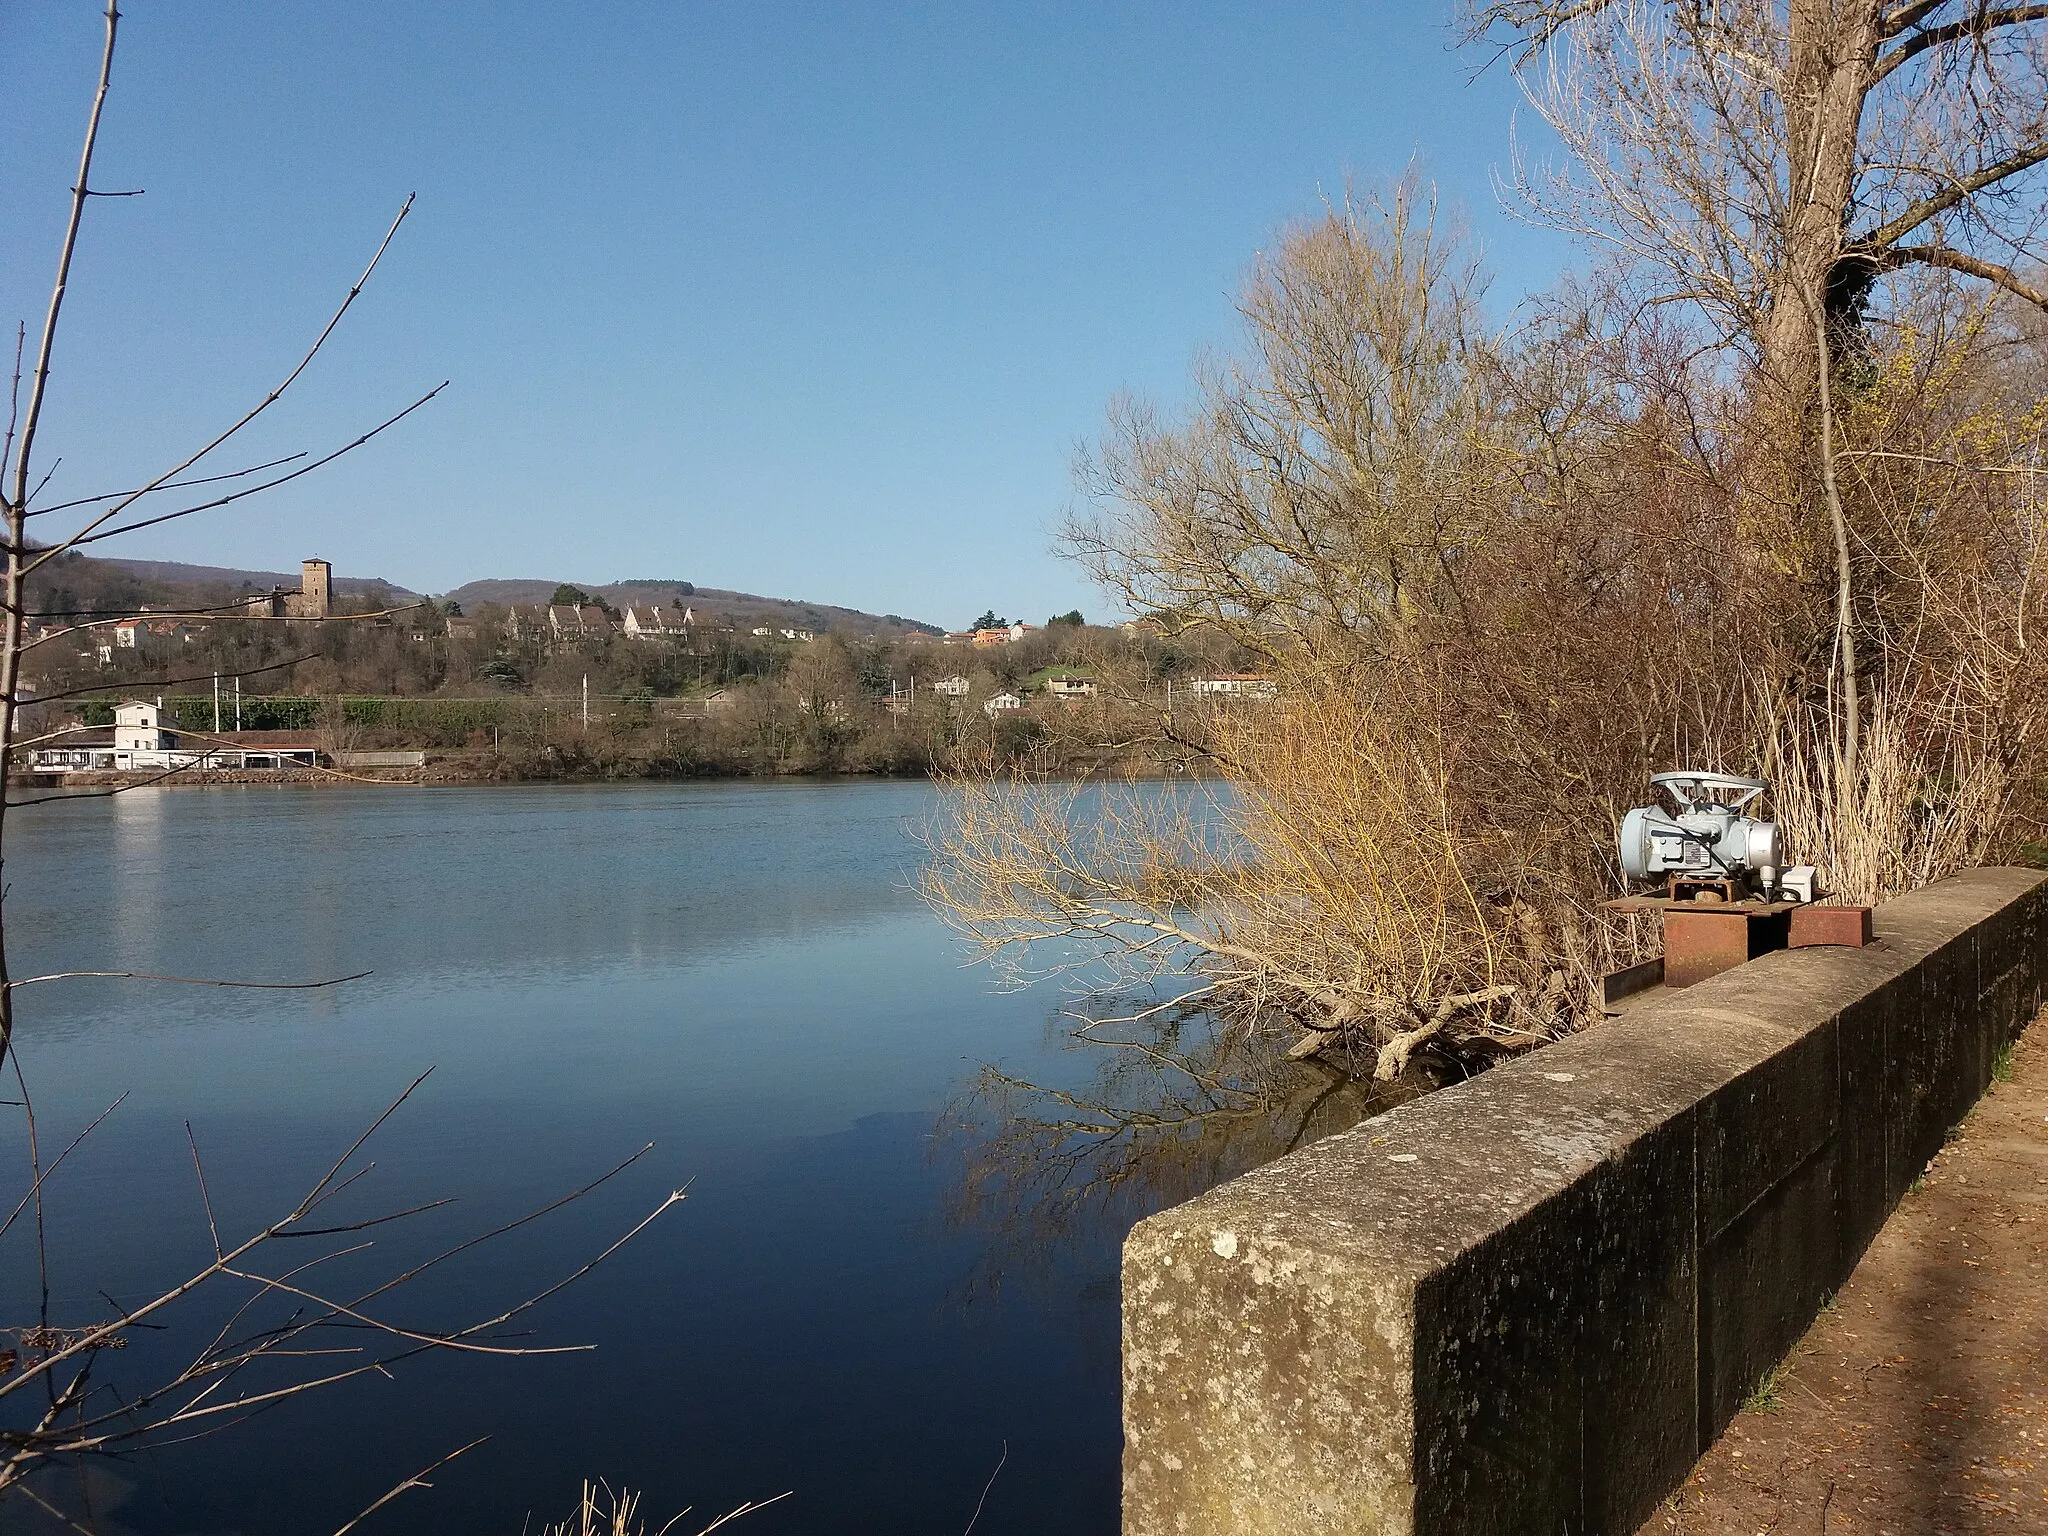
534,1482,788,1536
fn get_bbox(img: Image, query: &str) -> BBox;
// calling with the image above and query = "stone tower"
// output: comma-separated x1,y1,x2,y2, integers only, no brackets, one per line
288,557,332,619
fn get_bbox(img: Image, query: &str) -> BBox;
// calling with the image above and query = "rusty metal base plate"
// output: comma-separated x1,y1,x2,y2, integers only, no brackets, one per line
1661,906,1793,988
1788,904,1874,948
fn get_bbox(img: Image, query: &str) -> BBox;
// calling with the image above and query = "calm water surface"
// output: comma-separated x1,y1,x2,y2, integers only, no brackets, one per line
1,782,1133,1535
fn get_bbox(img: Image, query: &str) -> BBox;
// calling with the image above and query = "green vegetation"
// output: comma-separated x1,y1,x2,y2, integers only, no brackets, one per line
1993,1042,2016,1083
1742,1359,1788,1415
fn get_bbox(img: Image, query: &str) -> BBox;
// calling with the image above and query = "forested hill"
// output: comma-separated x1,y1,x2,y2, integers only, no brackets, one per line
84,558,940,636
94,557,419,600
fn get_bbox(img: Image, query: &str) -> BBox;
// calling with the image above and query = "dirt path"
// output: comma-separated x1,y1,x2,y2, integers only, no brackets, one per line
1641,1015,2048,1534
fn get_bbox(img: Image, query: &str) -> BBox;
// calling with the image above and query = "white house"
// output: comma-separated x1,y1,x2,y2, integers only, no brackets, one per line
113,700,170,751
982,691,1023,718
1187,674,1278,700
620,607,665,638
31,701,319,774
931,675,970,697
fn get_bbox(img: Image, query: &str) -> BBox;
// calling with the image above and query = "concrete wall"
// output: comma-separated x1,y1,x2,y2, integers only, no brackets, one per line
1122,868,2048,1536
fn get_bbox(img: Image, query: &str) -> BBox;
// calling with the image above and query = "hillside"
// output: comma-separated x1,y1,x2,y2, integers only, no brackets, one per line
81,557,941,636
441,578,940,637
98,558,420,599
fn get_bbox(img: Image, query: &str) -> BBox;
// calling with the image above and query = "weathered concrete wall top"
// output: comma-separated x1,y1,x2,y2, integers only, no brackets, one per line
1122,868,2048,1536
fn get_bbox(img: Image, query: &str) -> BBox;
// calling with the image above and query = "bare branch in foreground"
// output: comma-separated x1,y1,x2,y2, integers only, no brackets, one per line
330,1437,489,1536
5,969,372,993
21,193,419,566
0,1075,685,1510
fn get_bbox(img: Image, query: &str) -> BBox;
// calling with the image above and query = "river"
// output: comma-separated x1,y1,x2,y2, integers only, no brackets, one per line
0,781,1143,1535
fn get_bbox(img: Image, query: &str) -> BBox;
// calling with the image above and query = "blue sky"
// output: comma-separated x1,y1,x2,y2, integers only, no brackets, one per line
2,3,1573,629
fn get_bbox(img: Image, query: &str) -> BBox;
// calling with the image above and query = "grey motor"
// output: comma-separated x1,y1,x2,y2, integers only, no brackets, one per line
1618,771,1788,901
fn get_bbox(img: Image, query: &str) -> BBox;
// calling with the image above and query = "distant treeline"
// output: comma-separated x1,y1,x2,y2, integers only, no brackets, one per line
51,617,1268,778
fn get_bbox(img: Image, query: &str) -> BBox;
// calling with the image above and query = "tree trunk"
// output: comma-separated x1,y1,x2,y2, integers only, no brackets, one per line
1758,0,1882,405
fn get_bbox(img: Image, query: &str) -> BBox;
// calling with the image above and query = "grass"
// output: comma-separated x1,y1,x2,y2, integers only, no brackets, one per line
1743,1359,1789,1415
1993,1041,2016,1082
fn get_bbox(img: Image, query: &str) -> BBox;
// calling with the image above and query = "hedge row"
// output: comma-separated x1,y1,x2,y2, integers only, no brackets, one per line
80,696,528,732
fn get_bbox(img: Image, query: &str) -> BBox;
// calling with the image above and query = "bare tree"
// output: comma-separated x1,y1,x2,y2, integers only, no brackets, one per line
921,684,1594,1084
1063,179,1508,672
1474,0,2048,396
1470,0,2048,815
932,127,2048,1089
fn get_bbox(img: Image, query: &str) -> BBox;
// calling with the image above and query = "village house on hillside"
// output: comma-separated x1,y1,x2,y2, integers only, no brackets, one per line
620,605,694,638
110,617,196,652
1029,665,1098,700
547,604,616,639
1187,674,1277,700
942,622,1037,647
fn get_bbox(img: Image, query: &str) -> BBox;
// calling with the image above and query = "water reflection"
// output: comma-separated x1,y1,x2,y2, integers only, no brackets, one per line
106,786,168,970
3,779,1423,1534
9,782,936,1042
942,996,1436,1287
3,781,1135,1535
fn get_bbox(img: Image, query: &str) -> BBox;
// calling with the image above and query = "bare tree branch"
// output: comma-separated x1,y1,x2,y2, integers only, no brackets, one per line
28,384,447,572
329,1437,489,1536
1859,139,2048,252
4,969,372,993
24,452,308,519
1872,4,2048,81
26,193,418,562
1876,241,2048,308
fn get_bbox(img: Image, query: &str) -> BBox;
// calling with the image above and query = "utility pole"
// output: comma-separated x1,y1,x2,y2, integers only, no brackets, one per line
234,675,242,731
581,674,589,732
212,672,221,733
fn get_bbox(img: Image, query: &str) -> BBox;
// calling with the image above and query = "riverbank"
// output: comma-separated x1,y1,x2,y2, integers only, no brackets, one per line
11,747,1201,790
